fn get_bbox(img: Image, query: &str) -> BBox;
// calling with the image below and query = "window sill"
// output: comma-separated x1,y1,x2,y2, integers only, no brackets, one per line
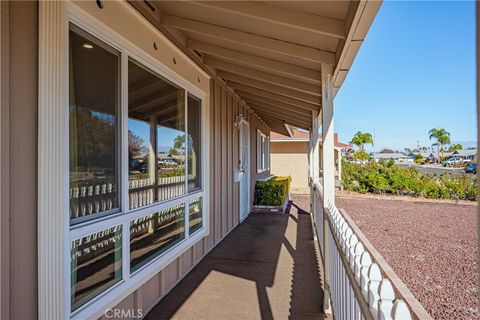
256,175,274,182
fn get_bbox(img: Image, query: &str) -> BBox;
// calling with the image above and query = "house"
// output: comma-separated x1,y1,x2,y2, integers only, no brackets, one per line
373,152,414,164
415,151,438,163
270,129,348,193
0,1,430,320
451,148,477,162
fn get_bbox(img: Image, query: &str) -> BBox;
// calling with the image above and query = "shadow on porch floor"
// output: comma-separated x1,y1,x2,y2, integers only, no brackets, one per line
145,199,326,320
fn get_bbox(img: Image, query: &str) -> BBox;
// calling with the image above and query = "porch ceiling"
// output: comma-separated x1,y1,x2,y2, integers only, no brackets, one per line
129,0,381,135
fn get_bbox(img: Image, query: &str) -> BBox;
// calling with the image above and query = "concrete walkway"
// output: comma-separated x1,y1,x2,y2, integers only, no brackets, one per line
146,201,326,320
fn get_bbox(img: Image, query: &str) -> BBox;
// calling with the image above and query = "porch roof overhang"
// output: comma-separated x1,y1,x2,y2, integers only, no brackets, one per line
129,0,381,136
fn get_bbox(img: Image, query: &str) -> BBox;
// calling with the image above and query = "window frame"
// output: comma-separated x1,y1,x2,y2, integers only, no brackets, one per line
256,129,269,173
64,5,209,320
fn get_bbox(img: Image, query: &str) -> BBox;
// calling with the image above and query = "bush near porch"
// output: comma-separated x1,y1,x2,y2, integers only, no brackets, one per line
342,160,477,201
255,176,291,206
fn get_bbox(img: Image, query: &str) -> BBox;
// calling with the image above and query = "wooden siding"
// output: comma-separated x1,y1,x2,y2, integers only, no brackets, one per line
1,2,38,319
102,80,270,318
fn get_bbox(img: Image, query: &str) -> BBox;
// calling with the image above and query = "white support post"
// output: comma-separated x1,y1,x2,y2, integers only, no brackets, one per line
308,111,320,214
321,63,335,314
321,64,335,207
312,111,320,184
337,149,342,190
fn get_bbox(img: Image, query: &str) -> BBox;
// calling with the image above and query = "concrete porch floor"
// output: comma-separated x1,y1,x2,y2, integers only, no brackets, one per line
145,200,326,320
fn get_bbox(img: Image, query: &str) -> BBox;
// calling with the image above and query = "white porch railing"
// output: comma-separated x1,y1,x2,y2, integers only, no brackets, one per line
312,182,432,320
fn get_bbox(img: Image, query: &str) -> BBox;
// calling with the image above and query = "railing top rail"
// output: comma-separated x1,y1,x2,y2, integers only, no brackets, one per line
338,208,432,320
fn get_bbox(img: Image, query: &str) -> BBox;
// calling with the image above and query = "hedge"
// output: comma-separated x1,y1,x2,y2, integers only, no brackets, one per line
255,176,292,206
342,159,477,201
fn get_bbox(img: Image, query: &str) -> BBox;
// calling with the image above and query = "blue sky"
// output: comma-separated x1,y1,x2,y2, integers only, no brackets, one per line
129,119,183,152
334,0,476,152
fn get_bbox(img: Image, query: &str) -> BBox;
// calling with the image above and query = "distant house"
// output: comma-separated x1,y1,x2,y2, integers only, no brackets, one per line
373,152,413,164
270,129,348,193
451,149,477,161
410,151,438,163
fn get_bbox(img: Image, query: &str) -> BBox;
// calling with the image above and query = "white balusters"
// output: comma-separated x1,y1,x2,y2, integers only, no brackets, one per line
378,279,395,320
368,263,383,319
342,227,353,252
347,234,359,264
391,300,412,320
359,251,373,297
351,241,364,273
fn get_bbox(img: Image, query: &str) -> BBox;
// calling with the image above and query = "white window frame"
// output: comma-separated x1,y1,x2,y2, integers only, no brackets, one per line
256,130,269,173
38,3,210,320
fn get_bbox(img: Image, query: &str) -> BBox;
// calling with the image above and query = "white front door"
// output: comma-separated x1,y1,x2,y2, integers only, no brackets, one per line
239,121,250,220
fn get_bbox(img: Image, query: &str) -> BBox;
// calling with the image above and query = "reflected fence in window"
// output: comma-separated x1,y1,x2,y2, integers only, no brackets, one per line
70,225,123,311
130,203,185,272
69,175,200,219
70,182,117,219
188,197,202,235
128,174,199,209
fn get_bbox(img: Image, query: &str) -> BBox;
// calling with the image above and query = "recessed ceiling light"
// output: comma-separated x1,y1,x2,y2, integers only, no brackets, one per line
83,43,94,49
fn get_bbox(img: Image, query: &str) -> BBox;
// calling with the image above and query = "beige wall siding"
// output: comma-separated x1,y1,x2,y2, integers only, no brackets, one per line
271,142,310,194
0,2,39,319
0,2,9,319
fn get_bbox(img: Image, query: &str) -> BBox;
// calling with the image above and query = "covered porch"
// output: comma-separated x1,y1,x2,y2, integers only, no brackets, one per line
0,1,435,319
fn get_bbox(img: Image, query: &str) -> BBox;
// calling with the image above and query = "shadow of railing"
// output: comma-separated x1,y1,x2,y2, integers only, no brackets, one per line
145,198,325,319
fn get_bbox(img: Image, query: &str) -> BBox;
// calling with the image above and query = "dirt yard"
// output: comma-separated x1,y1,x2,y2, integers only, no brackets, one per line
292,194,479,319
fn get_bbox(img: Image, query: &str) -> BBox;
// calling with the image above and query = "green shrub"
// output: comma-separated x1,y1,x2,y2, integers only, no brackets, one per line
341,160,477,201
255,176,291,206
353,150,370,161
414,154,425,164
158,168,185,178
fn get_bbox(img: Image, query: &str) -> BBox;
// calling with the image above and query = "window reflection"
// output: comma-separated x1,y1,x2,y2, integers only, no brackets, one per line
69,27,119,223
130,204,185,271
71,226,122,310
189,197,202,235
128,60,186,209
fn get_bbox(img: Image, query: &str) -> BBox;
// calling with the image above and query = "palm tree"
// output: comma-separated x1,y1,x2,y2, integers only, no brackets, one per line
350,131,374,151
448,143,462,152
428,128,451,161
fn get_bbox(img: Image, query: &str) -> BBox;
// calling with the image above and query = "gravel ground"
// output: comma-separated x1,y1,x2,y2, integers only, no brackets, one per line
291,194,479,319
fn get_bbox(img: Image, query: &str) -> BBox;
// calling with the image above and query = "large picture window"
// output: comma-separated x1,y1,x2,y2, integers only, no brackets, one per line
68,24,206,315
